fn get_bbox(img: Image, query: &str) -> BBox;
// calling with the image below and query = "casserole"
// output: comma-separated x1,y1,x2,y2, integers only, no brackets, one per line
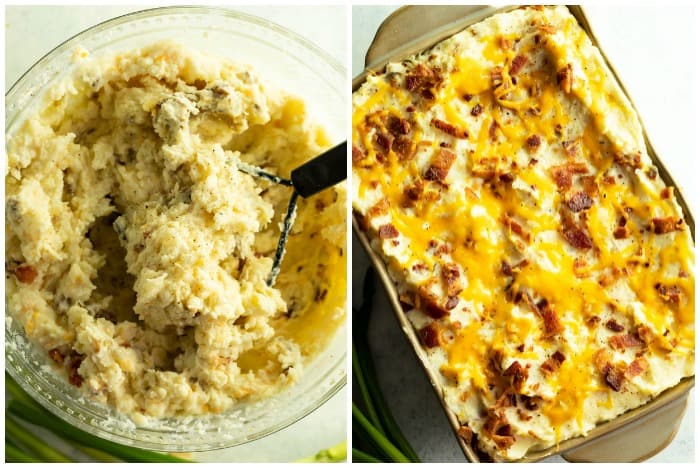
352,5,694,462
6,6,347,453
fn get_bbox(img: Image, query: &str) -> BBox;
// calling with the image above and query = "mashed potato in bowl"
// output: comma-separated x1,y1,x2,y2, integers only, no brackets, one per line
5,41,346,422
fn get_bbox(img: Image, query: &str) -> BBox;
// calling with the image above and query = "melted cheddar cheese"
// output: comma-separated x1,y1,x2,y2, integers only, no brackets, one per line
352,6,694,461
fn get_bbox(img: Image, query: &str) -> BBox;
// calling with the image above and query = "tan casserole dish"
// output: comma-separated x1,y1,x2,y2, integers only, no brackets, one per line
352,5,694,462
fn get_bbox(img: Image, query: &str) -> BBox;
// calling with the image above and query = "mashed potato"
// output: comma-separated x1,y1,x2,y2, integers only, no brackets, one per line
6,41,346,421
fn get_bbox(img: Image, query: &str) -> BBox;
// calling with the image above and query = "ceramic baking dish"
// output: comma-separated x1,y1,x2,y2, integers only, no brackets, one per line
352,5,694,462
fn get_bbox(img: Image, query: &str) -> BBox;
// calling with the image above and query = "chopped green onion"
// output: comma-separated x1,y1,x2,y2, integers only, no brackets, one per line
5,441,42,463
352,447,382,463
352,403,409,463
5,415,72,462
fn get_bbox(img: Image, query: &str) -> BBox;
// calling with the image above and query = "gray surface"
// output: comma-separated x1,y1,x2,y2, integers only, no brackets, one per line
352,5,695,463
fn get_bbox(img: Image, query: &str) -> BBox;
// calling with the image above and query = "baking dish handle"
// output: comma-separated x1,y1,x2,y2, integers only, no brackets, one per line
365,5,496,69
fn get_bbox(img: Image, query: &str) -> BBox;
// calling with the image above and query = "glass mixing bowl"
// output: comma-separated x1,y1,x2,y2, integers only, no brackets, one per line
5,6,346,452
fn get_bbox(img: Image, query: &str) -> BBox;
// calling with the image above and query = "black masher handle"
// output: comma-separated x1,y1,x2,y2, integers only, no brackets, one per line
290,141,347,198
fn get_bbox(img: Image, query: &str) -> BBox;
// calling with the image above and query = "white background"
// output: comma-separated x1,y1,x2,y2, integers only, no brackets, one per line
5,4,347,463
352,4,696,463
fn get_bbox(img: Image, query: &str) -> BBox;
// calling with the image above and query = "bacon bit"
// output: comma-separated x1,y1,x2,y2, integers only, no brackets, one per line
418,322,442,348
593,349,624,391
520,395,541,411
430,118,468,139
441,263,462,296
561,139,579,158
537,299,564,337
387,115,412,136
646,168,657,180
562,225,593,250
609,333,644,350
483,410,515,450
445,296,459,310
526,134,541,150
540,350,566,375
68,352,85,387
377,224,399,239
624,356,649,380
556,63,573,93
470,103,484,117
586,315,601,327
373,131,393,161
495,390,518,408
503,214,531,242
412,262,428,273
352,145,366,163
457,425,474,445
603,175,616,185
550,162,587,191
509,55,528,75
660,187,672,199
500,261,513,276
503,361,528,390
565,191,593,212
573,257,588,278
498,36,513,50
418,286,452,319
463,93,474,101
636,324,653,345
367,198,390,218
656,283,682,306
423,148,456,182
613,225,628,239
651,217,682,234
605,319,625,332
48,348,64,365
614,151,642,170
14,264,38,284
403,179,424,203
405,64,443,99
488,119,499,141
392,136,416,162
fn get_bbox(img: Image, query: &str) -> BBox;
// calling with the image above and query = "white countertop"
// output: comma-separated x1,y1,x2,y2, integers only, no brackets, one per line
6,5,346,463
352,5,695,463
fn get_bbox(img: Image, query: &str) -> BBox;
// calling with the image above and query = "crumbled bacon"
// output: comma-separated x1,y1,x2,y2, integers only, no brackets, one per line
624,356,649,380
418,322,441,348
48,348,64,365
613,225,628,239
483,410,515,450
651,217,683,234
500,261,513,276
509,55,528,75
471,104,484,117
403,179,424,203
660,187,672,199
503,361,528,390
430,118,468,138
656,283,682,306
609,333,644,350
565,191,593,212
392,135,416,161
562,226,592,250
418,286,453,319
586,315,601,327
636,324,653,345
580,175,598,196
520,395,542,411
405,64,443,99
593,349,624,391
423,148,456,182
441,263,462,296
367,198,390,218
377,224,399,239
445,296,459,310
387,115,412,136
526,134,541,150
68,352,85,387
550,161,587,191
605,319,625,332
373,131,394,160
538,299,564,337
503,214,531,242
488,119,499,141
495,390,517,408
457,425,474,445
352,145,366,163
556,63,573,93
13,264,38,284
613,151,642,170
540,350,566,375
399,291,415,311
